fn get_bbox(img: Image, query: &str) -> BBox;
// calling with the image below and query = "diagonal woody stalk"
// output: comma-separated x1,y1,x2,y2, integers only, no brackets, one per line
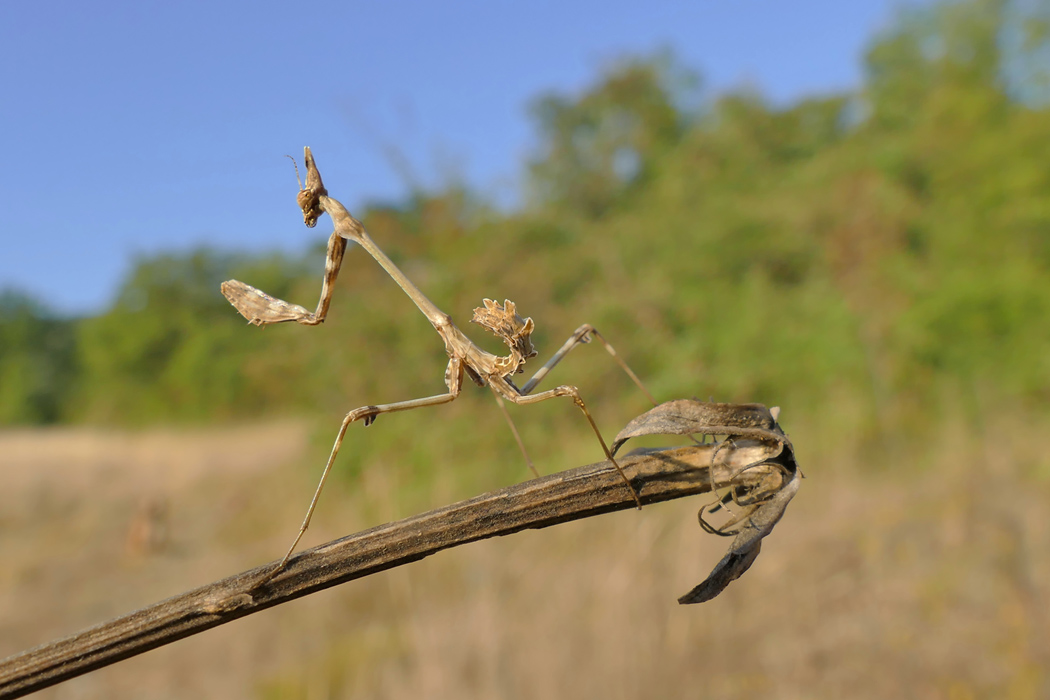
0,419,800,698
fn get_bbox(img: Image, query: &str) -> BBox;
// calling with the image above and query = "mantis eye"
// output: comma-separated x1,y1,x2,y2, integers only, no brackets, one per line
297,188,325,228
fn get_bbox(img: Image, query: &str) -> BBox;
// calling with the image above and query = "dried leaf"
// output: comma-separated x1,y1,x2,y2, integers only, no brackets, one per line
612,399,787,456
678,541,764,604
678,465,801,603
614,400,801,604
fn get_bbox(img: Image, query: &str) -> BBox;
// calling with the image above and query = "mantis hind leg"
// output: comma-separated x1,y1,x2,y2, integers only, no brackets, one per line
501,382,642,509
520,324,655,405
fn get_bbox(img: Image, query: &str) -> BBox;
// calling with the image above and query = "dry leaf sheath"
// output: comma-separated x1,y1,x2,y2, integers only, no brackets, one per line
221,147,656,581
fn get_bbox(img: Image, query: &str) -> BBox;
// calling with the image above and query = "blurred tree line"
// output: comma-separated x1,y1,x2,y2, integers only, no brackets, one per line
2,0,1048,464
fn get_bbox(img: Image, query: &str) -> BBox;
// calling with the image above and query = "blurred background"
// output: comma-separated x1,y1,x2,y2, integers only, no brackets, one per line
2,0,1050,697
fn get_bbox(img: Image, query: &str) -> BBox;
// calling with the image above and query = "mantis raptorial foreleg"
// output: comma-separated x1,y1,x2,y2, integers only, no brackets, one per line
221,232,347,327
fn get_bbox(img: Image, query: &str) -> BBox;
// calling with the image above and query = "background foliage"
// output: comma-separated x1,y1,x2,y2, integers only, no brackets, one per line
2,0,1048,476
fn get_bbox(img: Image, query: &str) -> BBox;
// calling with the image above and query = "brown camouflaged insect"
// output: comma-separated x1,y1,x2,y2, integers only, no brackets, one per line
221,148,654,581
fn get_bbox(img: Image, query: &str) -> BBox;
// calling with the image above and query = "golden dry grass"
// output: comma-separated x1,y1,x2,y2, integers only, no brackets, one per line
2,414,1049,699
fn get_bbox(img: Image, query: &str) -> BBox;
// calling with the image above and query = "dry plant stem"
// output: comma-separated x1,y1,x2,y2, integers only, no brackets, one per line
0,444,782,700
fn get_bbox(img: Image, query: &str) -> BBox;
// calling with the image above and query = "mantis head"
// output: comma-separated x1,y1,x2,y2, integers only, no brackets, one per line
288,147,328,228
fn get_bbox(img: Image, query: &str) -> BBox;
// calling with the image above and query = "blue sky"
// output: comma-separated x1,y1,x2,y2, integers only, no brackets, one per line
0,0,926,315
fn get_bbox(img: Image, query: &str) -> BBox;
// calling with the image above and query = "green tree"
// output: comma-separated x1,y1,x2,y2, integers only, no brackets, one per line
0,291,78,424
73,250,291,423
527,53,698,217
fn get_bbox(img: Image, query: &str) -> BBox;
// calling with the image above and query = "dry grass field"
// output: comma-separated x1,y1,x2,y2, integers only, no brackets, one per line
2,413,1049,699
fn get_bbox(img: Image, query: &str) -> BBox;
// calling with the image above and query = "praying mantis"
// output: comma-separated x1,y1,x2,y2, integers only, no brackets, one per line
221,147,655,579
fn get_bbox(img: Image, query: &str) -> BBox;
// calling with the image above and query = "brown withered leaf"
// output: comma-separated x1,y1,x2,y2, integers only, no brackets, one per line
612,399,787,456
613,399,801,604
677,464,801,603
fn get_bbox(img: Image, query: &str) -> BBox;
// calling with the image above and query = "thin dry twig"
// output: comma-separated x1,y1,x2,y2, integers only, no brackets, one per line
0,421,799,699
